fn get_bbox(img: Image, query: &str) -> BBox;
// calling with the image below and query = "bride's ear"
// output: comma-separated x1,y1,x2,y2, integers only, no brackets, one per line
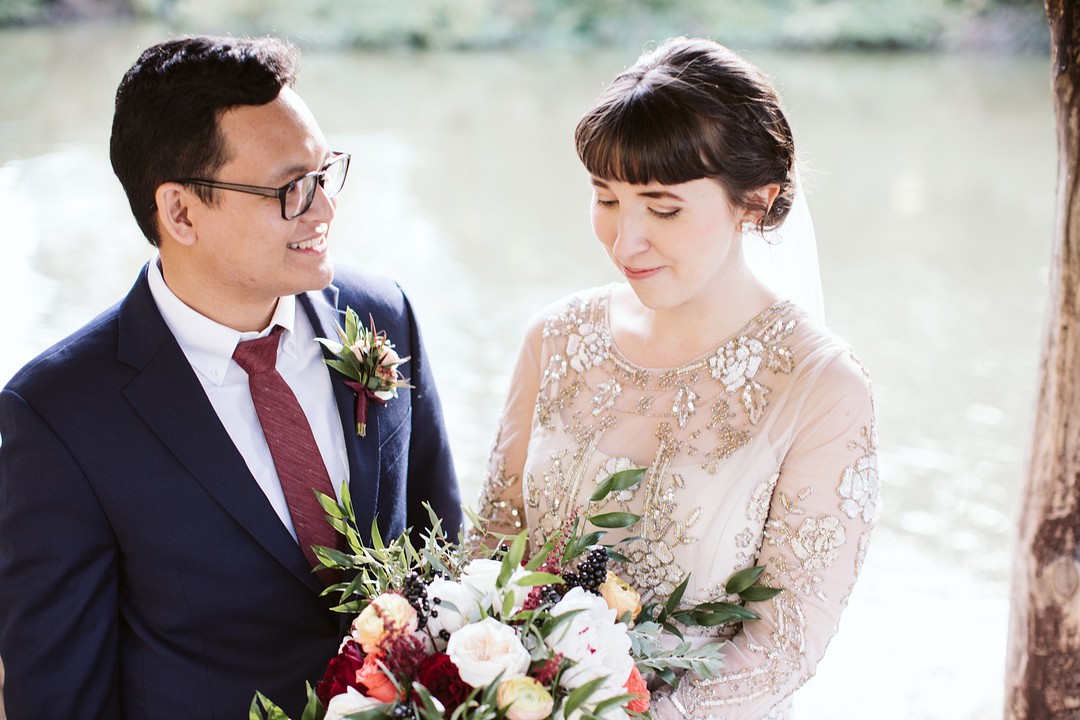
742,183,781,225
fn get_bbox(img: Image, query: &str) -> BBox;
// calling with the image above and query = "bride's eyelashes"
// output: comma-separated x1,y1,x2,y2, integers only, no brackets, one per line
649,207,680,220
594,197,681,220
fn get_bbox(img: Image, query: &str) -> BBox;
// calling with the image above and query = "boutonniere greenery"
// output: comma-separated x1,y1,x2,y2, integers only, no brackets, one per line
317,307,411,437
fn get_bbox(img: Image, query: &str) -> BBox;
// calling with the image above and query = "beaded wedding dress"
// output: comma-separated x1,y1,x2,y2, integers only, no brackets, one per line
476,286,879,719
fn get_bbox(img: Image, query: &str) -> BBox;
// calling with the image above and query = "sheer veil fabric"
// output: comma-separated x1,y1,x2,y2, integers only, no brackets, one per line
743,172,826,324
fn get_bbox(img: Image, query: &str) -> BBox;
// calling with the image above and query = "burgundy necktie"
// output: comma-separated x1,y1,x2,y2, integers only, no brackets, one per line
233,326,343,584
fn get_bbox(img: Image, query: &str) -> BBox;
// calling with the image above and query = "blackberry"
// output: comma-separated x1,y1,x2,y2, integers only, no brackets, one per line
392,703,414,719
538,584,563,606
402,571,430,629
575,547,609,593
439,629,451,641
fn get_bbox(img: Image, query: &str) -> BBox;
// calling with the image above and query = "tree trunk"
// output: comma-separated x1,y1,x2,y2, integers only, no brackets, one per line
1005,2,1080,716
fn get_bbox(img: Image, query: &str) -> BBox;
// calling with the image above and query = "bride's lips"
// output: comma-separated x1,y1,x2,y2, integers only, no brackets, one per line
621,265,662,280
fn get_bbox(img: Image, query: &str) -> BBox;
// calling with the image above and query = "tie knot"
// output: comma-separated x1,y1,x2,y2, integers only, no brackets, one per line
233,326,284,376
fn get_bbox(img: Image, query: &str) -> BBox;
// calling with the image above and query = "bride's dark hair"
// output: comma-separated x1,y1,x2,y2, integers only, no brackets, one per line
575,37,796,231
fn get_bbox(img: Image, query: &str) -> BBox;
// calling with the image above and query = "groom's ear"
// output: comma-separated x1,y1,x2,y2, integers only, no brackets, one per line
154,182,198,247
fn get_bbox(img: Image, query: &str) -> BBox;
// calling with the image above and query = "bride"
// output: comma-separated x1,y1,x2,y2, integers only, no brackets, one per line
475,37,879,718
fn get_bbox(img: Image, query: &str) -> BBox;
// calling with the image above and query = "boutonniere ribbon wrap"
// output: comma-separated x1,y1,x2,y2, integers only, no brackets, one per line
317,307,411,437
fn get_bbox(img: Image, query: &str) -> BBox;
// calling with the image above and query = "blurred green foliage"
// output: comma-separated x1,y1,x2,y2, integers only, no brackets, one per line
2,0,1051,52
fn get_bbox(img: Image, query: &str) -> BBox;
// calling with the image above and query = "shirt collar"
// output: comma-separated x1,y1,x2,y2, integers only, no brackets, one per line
146,257,299,386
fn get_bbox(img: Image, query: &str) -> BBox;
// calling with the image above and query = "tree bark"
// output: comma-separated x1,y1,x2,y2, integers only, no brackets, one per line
1006,2,1080,717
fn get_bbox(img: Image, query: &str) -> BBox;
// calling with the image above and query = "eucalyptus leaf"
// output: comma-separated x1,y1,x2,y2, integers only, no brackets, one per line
663,574,690,617
725,565,766,594
588,512,640,529
589,468,646,503
605,549,632,564
571,531,605,556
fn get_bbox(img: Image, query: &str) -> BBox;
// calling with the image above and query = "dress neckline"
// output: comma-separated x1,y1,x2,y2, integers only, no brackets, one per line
598,285,794,375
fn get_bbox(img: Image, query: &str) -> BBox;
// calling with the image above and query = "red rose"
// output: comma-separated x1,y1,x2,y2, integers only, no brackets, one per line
316,639,366,707
417,652,469,714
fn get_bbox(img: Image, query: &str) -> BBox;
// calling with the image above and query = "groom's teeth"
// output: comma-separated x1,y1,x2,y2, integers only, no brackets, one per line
288,238,320,250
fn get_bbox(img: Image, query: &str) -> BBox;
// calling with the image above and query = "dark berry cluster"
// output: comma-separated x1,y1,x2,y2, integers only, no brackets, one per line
574,548,609,593
401,571,430,630
392,702,415,719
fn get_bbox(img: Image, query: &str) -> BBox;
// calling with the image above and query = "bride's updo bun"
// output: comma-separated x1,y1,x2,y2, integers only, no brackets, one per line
574,37,796,231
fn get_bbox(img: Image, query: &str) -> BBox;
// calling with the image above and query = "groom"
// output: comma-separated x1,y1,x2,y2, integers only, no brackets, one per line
0,35,460,719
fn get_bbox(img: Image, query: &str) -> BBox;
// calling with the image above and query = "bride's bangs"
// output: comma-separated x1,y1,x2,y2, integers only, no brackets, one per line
575,92,716,186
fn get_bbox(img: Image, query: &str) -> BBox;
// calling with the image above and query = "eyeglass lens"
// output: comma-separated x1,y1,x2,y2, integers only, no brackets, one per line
284,154,350,220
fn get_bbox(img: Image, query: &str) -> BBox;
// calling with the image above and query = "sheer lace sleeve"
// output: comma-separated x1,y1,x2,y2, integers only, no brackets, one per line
471,313,545,544
659,351,879,719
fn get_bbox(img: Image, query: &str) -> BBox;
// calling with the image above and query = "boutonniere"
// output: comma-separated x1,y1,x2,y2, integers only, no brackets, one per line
317,307,411,437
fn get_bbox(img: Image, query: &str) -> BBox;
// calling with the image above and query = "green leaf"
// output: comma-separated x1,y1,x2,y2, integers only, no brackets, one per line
605,549,632,564
663,575,690,618
248,695,264,720
539,607,585,639
591,693,639,715
563,676,608,717
501,588,516,618
299,683,323,720
497,531,528,588
725,565,766,595
588,512,640,529
524,540,555,571
345,307,359,342
738,585,783,602
369,518,384,551
324,358,354,377
571,531,605,556
315,491,345,519
588,468,646,503
514,571,563,587
693,605,759,625
315,337,344,356
655,666,678,687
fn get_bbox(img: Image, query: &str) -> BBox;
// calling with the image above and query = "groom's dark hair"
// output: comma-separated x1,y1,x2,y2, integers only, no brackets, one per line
110,35,300,246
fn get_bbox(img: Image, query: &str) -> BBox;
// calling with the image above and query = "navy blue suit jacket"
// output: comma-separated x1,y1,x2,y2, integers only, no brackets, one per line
0,264,461,719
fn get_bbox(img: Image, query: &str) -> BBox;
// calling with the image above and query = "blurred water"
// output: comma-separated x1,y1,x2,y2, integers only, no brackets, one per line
0,21,1056,718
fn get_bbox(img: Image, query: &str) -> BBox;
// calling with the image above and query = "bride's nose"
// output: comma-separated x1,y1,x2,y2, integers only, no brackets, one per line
613,212,649,259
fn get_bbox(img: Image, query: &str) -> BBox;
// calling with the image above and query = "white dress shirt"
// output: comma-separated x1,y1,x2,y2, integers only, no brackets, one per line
147,258,350,542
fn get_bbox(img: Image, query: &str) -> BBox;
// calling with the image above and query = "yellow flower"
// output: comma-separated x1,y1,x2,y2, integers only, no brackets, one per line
598,571,641,626
497,677,554,720
351,593,418,654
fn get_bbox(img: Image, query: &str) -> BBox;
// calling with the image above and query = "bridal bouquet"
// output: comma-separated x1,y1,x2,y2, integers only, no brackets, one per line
252,470,779,720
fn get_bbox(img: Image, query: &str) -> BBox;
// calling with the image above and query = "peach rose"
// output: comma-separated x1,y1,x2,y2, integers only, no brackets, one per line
356,654,400,703
598,572,642,626
351,593,419,654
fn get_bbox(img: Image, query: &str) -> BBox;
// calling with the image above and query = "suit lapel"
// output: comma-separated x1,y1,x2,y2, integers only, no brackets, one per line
298,287,381,543
118,267,322,593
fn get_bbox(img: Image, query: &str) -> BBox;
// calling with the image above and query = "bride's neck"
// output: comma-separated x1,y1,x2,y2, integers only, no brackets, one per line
610,267,777,368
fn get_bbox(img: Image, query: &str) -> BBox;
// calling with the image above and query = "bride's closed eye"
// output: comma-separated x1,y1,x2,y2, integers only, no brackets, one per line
595,197,618,208
649,207,680,220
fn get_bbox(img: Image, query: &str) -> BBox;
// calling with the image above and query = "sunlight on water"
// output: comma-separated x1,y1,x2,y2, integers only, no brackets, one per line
0,21,1056,718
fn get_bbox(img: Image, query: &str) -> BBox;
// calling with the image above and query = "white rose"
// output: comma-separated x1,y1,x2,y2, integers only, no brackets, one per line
546,588,633,698
460,558,503,608
446,616,531,688
324,687,383,720
426,578,482,649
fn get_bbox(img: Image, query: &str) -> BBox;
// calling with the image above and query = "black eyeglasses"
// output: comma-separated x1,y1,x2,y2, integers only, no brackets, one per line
174,152,350,220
